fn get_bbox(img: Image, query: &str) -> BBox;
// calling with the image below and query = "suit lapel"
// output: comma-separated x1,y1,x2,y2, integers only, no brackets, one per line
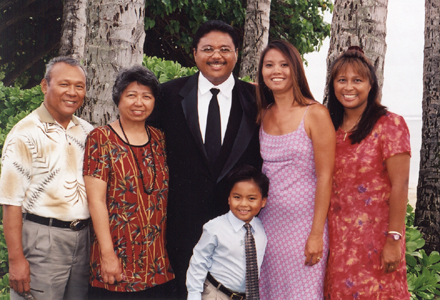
217,79,257,183
179,74,208,162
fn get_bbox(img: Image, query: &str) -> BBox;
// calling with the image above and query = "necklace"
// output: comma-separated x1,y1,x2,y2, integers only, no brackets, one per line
118,118,156,195
341,115,362,141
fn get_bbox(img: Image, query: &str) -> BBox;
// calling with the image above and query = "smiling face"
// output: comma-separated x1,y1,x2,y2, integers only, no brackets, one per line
333,64,372,113
193,31,238,86
261,49,294,96
228,180,267,223
118,82,155,124
41,62,86,128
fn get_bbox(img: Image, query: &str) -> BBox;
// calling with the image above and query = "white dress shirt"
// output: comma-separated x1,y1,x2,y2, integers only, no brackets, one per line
186,211,267,300
197,72,235,144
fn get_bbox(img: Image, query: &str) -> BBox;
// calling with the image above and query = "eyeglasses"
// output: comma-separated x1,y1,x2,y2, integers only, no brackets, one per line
198,47,235,56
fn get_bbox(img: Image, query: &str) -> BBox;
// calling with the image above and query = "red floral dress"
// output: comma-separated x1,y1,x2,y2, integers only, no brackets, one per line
325,112,411,299
83,125,174,292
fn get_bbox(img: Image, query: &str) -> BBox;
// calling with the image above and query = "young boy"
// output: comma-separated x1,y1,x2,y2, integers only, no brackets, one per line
186,165,269,300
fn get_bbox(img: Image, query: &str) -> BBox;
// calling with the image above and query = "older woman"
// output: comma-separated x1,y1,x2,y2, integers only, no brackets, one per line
84,66,174,299
325,47,411,299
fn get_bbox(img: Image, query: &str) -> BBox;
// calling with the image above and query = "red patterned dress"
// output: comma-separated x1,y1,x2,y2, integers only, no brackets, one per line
83,125,174,292
325,112,411,299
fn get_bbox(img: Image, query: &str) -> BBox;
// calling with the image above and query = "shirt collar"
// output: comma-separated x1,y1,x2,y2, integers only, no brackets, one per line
198,72,235,97
227,210,257,233
36,103,80,126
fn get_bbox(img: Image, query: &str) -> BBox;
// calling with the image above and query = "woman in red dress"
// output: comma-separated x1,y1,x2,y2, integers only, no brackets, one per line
84,66,174,299
325,47,411,299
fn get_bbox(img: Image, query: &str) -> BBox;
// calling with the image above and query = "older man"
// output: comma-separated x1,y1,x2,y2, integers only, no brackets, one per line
0,57,94,300
154,20,262,298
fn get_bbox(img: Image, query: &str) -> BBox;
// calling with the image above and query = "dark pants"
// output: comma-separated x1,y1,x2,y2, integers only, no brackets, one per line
88,279,176,300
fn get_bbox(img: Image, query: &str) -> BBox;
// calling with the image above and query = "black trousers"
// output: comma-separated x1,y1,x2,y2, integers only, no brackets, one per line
88,279,176,300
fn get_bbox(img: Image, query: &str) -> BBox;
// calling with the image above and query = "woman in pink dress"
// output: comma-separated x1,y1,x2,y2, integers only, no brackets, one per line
325,47,411,299
256,40,335,299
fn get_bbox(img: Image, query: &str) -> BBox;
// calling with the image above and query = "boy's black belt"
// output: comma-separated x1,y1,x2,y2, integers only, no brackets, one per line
24,213,89,231
207,272,246,300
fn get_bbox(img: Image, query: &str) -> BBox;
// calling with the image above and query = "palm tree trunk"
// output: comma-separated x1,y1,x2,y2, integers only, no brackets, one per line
324,0,388,103
59,0,87,61
239,0,271,81
79,0,146,126
414,0,440,254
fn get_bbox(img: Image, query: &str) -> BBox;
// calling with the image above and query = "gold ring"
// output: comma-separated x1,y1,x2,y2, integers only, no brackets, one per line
317,257,321,261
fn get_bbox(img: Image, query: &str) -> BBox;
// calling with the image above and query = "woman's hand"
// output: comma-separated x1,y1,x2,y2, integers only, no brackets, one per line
381,238,402,274
382,153,410,274
304,233,324,266
100,252,125,284
304,103,334,267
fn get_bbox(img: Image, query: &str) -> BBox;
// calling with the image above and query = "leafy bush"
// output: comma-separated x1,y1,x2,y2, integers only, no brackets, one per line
0,82,44,153
143,56,198,83
406,204,440,299
0,207,8,299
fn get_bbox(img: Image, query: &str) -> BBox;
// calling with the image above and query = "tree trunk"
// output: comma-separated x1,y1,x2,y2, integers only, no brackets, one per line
239,0,271,81
59,0,87,60
324,0,388,104
79,0,146,126
414,0,440,254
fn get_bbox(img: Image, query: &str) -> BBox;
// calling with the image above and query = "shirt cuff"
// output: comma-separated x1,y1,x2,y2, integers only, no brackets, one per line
187,292,202,300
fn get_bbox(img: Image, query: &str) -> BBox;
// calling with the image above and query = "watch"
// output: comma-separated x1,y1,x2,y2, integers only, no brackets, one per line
387,231,402,241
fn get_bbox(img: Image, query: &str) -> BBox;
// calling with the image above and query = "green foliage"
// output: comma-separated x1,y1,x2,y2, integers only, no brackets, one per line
0,206,10,298
406,204,440,299
144,0,333,67
270,0,333,55
143,56,198,83
0,82,44,153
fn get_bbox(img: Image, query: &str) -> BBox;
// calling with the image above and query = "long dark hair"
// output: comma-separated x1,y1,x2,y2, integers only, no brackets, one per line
327,48,387,144
256,40,314,124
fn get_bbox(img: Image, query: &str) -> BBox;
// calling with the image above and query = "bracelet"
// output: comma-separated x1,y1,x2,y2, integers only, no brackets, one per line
387,230,402,237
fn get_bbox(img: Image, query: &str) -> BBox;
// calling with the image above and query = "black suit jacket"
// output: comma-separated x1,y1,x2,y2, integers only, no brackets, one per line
154,73,262,297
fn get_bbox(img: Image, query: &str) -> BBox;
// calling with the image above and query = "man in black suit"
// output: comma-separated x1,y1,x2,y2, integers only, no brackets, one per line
158,20,262,299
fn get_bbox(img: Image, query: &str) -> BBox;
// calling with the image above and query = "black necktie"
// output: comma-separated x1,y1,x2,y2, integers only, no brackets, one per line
244,223,260,300
205,88,221,166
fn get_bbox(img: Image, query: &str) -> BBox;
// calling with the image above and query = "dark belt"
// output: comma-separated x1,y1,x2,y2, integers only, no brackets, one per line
24,213,89,231
207,272,246,300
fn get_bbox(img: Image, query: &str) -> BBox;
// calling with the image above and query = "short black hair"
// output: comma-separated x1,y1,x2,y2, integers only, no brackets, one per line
112,65,159,106
227,165,269,198
192,20,239,50
44,56,87,85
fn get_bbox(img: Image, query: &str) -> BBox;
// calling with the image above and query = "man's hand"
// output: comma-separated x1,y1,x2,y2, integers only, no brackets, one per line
3,205,29,293
9,256,31,293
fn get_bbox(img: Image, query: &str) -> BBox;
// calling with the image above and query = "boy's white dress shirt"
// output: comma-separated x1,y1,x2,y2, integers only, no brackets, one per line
186,210,267,300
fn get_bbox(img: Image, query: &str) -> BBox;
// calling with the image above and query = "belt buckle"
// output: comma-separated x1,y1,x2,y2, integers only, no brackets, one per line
70,219,86,231
230,293,244,300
